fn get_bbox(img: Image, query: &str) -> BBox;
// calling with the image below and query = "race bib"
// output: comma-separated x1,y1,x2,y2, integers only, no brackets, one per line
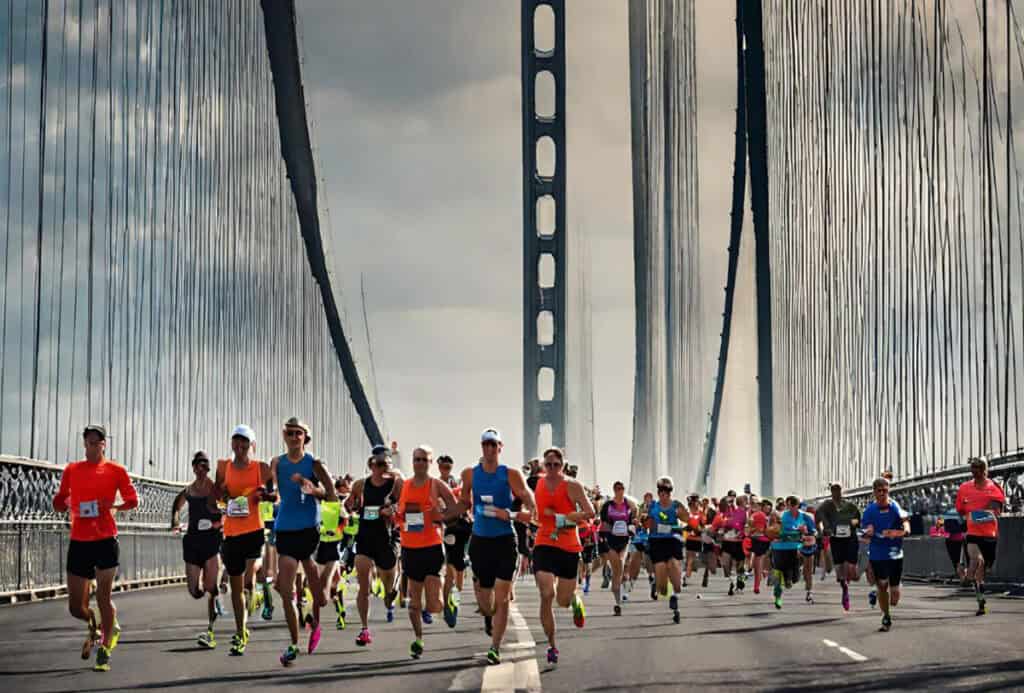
835,524,851,538
444,533,456,546
78,500,99,518
405,512,425,532
226,496,249,518
724,529,739,541
656,523,673,535
970,510,996,524
480,495,494,505
483,505,499,518
888,545,903,560
612,520,629,537
363,505,380,521
197,518,213,531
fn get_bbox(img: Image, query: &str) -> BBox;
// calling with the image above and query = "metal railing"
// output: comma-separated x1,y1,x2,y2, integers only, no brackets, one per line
0,456,186,600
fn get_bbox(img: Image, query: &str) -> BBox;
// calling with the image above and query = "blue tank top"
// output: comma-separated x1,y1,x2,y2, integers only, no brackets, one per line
648,500,681,539
472,463,514,538
274,453,321,532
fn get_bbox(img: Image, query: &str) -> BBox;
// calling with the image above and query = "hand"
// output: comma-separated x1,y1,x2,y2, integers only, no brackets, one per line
300,478,317,496
290,472,305,484
380,505,394,518
514,510,532,524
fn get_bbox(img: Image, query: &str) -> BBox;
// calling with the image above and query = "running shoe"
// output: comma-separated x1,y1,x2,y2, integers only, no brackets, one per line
613,604,622,616
701,573,709,588
976,598,987,616
583,577,590,595
649,580,658,600
229,630,249,656
753,587,760,595
868,590,877,608
571,594,586,628
773,581,783,610
197,628,217,649
736,575,746,591
672,608,681,624
386,605,395,623
336,611,346,630
484,615,493,636
486,646,501,665
308,622,322,654
262,602,274,621
355,628,372,646
601,573,611,589
93,645,111,672
668,594,678,612
280,644,299,667
443,595,458,628
303,587,314,606
728,582,735,596
108,622,122,651
880,613,892,632
841,586,850,612
682,577,688,588
805,591,814,604
81,613,100,660
546,646,559,664
422,611,433,625
410,638,424,659
621,592,629,602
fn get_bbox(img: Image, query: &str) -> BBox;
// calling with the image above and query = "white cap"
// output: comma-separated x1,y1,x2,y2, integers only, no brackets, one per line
480,428,502,444
231,424,256,442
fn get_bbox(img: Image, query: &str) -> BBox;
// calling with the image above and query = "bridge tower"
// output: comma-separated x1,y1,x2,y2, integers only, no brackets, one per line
521,0,567,457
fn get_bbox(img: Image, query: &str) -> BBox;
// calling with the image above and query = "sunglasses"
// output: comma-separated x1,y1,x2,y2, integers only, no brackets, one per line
413,456,430,463
544,461,562,469
372,460,390,468
284,430,305,438
481,441,498,448
657,486,672,493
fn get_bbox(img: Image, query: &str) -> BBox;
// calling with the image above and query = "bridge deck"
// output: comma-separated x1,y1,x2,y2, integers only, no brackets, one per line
1,576,1022,692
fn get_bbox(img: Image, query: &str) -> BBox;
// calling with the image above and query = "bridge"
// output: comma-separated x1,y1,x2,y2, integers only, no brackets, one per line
3,0,1024,690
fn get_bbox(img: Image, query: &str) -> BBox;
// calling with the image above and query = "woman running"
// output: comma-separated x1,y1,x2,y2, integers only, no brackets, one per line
683,494,706,589
171,451,223,649
645,477,688,623
598,481,637,615
746,498,773,594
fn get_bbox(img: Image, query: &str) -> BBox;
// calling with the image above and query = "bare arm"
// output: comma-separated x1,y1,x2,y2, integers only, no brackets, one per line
209,460,227,511
566,479,595,523
171,489,187,529
310,459,338,502
443,467,474,520
507,468,535,523
344,479,364,514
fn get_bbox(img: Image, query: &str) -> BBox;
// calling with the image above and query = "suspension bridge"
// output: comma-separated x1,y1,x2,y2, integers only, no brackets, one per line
2,0,1024,691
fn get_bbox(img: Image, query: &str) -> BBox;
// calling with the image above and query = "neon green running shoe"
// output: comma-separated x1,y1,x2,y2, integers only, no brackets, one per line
571,594,586,628
410,638,424,659
198,628,216,649
93,645,111,672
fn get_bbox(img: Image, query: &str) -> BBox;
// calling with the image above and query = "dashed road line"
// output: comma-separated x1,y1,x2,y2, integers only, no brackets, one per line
822,638,869,662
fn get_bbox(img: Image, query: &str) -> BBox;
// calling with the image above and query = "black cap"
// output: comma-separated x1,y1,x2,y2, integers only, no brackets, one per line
371,444,389,457
83,424,107,440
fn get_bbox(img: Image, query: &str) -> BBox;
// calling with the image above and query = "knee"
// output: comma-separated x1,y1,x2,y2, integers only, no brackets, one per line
555,594,573,609
69,602,88,619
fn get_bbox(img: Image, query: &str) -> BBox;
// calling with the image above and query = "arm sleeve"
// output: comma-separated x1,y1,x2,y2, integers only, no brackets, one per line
118,468,140,510
53,467,71,512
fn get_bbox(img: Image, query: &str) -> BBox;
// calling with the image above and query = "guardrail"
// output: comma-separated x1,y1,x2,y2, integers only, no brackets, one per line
0,456,187,603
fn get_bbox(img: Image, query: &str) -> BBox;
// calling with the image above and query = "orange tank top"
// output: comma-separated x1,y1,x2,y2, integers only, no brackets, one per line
222,458,264,538
534,477,582,552
397,477,442,549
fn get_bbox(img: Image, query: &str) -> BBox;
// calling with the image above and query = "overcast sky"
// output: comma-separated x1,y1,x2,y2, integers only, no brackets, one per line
296,1,761,491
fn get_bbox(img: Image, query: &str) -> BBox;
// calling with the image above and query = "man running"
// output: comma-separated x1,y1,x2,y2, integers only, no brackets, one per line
257,493,278,621
956,457,1005,615
815,482,861,611
53,425,139,672
345,445,404,646
171,450,223,649
213,425,274,656
598,481,637,615
438,456,470,628
532,447,594,664
861,477,909,631
395,445,458,658
448,428,535,665
645,477,688,623
712,496,747,595
768,495,815,610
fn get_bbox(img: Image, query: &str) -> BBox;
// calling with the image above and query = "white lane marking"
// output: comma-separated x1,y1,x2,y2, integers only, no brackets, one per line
480,601,541,693
822,638,868,662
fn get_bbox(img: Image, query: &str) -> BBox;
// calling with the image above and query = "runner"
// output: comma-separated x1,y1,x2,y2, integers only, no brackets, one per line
798,503,819,603
52,425,139,672
745,498,773,594
625,518,650,600
955,457,1006,616
514,458,540,579
682,494,706,589
768,495,815,610
645,477,688,623
212,424,273,656
344,445,404,646
578,517,599,594
448,428,535,665
171,450,223,649
257,493,278,620
712,496,747,596
395,445,459,658
532,447,594,665
331,475,355,629
598,481,637,615
438,456,471,628
815,482,861,611
861,477,909,631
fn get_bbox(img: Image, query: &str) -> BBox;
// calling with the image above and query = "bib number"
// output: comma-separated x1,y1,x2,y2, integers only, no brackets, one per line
835,524,851,538
78,500,99,518
656,523,673,535
724,529,739,541
197,518,213,531
970,510,996,524
405,512,425,532
363,505,380,521
226,496,249,518
612,520,629,537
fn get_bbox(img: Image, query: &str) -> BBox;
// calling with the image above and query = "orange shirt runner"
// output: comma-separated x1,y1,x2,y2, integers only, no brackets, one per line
534,478,582,552
221,458,265,537
956,478,1006,538
53,459,139,542
396,477,443,549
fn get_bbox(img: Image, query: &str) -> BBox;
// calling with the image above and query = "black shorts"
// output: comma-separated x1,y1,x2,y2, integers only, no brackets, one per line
581,544,597,564
533,545,580,580
721,541,745,562
356,532,398,571
444,521,471,571
771,548,801,584
829,536,859,565
468,534,518,589
966,535,997,567
751,539,771,557
183,532,221,567
402,544,445,583
648,537,684,564
870,558,903,586
222,530,264,577
315,539,341,565
685,538,703,553
600,532,629,554
514,521,531,557
67,537,120,579
276,528,320,562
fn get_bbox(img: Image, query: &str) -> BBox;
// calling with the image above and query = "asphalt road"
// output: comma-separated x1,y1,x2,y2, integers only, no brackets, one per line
2,572,1023,692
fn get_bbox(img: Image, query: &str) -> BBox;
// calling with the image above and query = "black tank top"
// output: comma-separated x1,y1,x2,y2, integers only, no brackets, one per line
186,493,222,534
357,477,395,539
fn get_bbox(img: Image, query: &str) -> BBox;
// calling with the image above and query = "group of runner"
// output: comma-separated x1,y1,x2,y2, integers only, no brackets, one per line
53,421,1007,672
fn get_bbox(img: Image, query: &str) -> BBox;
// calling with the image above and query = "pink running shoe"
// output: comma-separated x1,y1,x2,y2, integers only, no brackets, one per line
308,623,322,654
355,628,372,647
